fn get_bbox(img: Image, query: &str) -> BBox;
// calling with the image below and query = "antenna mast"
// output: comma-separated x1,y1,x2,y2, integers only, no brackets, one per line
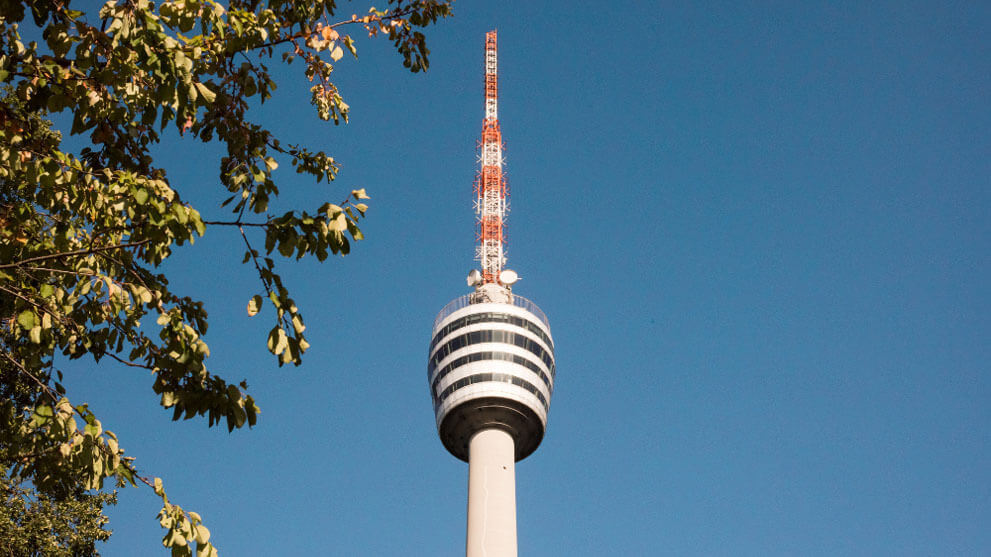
475,30,508,285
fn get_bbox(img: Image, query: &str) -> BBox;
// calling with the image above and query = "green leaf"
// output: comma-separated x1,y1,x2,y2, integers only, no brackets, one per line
194,82,216,103
17,310,35,329
346,218,364,241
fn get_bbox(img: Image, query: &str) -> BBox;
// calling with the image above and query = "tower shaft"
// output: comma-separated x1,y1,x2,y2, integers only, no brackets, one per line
475,30,507,285
466,428,517,557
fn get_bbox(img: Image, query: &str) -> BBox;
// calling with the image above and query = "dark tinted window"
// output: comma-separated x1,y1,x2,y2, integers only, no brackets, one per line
429,329,555,375
429,350,555,403
430,312,554,353
433,372,548,410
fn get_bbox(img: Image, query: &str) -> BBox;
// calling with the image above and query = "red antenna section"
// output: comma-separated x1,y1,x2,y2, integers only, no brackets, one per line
474,30,508,285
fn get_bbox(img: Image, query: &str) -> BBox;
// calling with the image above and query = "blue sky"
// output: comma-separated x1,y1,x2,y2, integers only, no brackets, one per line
56,1,989,555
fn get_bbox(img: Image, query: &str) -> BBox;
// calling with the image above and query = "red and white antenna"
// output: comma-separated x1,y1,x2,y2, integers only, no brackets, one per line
474,30,509,285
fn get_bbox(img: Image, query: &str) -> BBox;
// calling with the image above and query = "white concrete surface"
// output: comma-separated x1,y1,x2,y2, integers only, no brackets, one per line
466,428,517,557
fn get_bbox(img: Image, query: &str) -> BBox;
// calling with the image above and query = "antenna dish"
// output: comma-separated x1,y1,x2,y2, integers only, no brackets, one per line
499,269,519,285
466,269,483,287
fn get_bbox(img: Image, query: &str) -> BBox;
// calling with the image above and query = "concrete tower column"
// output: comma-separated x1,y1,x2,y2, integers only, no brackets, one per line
466,428,517,557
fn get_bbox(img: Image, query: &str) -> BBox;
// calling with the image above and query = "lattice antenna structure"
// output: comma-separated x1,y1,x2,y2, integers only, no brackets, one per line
474,30,509,285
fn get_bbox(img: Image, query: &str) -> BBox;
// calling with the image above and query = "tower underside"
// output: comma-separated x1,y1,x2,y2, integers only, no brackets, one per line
439,396,544,462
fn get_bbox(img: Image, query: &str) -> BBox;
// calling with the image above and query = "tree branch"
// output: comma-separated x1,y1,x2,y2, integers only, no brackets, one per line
0,240,152,269
216,10,418,57
201,220,268,227
104,352,155,370
0,351,58,404
21,266,96,277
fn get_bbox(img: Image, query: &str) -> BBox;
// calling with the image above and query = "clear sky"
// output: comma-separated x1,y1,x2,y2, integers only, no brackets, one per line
57,1,989,555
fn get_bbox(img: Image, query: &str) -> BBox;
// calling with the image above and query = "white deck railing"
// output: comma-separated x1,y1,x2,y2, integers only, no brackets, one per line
433,293,550,331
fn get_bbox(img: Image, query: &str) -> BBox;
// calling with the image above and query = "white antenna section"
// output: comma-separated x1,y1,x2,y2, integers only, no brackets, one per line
498,269,519,285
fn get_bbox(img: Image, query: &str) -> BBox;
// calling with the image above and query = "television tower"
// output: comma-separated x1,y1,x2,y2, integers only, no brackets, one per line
427,31,556,557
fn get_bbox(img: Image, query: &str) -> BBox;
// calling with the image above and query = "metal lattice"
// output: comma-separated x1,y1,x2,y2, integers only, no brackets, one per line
475,30,508,284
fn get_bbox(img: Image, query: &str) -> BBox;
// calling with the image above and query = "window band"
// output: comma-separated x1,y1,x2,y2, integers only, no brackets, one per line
433,372,548,410
431,350,553,400
430,311,554,353
428,329,554,375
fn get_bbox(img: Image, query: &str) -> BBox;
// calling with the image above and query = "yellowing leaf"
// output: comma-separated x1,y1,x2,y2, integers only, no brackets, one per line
247,295,262,316
330,45,344,62
291,315,305,333
328,212,347,232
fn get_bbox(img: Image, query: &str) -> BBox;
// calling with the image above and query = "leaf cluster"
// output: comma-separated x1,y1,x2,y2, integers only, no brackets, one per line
0,0,451,553
0,468,116,557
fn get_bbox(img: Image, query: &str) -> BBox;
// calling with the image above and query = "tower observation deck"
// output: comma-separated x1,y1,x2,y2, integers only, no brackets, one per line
427,31,556,557
428,291,555,462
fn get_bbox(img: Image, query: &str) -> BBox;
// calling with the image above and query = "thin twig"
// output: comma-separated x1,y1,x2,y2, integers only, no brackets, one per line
0,284,61,321
104,352,154,370
202,220,268,227
21,266,95,276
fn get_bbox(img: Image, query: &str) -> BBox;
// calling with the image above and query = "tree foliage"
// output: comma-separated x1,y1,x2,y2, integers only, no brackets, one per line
0,0,451,554
0,470,116,557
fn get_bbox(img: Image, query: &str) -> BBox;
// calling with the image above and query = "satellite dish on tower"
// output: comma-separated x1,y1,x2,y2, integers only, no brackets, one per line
466,269,483,287
499,269,519,285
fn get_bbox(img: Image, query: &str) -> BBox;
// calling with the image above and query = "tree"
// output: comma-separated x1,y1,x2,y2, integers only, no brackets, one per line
0,1,452,554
